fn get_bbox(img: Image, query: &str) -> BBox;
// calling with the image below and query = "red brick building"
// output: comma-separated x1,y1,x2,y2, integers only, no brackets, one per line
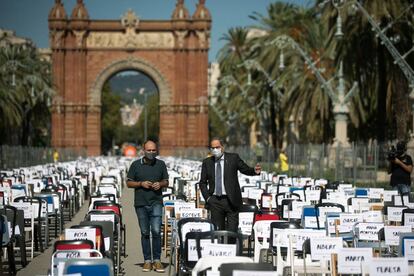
49,0,211,155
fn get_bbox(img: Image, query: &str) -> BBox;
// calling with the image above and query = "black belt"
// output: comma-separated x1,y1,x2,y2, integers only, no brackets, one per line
214,195,228,199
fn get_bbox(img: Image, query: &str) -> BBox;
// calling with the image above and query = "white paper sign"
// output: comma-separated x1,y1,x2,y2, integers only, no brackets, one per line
55,250,90,258
181,222,212,241
179,209,203,218
306,189,321,201
403,238,414,260
261,195,273,209
248,188,263,200
238,212,254,235
187,239,215,261
387,206,407,222
357,223,384,241
289,201,306,219
337,248,372,274
363,211,383,223
383,190,399,202
384,225,412,246
203,243,236,257
339,213,364,232
174,202,195,215
369,257,408,276
65,228,96,248
11,202,37,219
233,271,275,276
404,213,414,228
304,216,318,228
310,236,343,260
288,229,326,250
368,188,384,199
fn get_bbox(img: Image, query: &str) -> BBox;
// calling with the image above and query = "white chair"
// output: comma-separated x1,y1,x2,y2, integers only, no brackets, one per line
191,256,253,276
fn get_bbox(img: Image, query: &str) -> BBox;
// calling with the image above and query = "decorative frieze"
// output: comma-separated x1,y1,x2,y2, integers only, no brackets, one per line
87,31,174,49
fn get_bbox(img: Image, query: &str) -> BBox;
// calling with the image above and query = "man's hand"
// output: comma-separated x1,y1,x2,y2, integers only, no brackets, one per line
152,182,161,191
255,163,262,175
141,181,153,189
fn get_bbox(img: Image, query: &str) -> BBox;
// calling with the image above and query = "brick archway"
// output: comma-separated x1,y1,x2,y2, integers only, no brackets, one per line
89,57,171,106
49,0,211,155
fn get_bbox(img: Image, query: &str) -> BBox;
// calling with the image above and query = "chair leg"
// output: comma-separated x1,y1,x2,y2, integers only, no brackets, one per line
18,236,27,267
7,244,16,275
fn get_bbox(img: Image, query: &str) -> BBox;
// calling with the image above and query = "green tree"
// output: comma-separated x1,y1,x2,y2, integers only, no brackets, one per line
0,43,53,145
101,82,122,153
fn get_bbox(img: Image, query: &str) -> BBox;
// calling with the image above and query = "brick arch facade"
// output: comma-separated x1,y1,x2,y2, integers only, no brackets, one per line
49,2,211,155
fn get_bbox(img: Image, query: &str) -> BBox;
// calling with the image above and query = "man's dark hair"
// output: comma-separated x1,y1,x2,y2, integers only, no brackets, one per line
210,137,225,147
143,139,158,149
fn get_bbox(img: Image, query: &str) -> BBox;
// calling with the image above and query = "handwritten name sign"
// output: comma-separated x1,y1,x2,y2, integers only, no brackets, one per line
203,243,236,258
289,201,306,219
369,257,408,276
179,209,203,218
383,190,399,202
181,222,212,241
387,206,407,222
357,223,384,241
339,213,364,232
368,188,384,199
310,236,343,260
306,189,321,201
238,212,254,235
404,213,414,229
65,228,96,247
233,271,275,276
363,211,383,223
337,248,372,274
384,225,411,246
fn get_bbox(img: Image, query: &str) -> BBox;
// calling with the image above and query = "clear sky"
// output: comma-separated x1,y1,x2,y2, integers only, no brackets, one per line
0,0,312,62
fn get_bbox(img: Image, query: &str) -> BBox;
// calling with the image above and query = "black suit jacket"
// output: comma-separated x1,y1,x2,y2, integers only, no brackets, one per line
199,152,258,209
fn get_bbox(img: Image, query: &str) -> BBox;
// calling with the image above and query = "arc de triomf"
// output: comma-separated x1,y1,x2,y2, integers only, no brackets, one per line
48,0,211,155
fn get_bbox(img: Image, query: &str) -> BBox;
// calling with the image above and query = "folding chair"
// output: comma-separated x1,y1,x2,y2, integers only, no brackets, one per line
63,257,114,276
219,262,274,275
176,218,215,275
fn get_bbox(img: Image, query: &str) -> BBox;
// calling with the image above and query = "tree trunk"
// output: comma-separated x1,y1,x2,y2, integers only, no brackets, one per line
392,70,409,140
377,45,387,141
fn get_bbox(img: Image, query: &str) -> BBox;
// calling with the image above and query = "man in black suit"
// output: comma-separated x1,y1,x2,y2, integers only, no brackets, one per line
199,138,261,232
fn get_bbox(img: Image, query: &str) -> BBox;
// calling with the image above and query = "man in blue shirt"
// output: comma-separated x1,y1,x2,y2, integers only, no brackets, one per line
127,140,169,272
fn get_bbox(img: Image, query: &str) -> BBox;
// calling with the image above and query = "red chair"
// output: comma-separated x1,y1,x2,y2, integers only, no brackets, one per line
94,201,126,257
54,239,94,252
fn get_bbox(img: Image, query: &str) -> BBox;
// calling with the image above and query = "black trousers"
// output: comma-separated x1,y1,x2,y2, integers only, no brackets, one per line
209,195,239,233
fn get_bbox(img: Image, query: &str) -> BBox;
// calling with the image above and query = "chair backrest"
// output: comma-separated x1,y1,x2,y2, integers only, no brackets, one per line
177,217,215,250
94,202,122,217
314,202,345,229
219,262,274,276
54,239,94,252
63,258,114,276
269,221,301,250
253,211,280,224
402,208,414,228
70,225,105,254
399,233,414,259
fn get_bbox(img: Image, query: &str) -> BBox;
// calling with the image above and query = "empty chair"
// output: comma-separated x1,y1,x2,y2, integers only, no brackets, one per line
219,262,274,276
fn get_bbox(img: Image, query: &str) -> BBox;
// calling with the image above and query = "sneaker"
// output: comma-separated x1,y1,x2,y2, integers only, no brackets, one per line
152,261,165,273
142,262,152,272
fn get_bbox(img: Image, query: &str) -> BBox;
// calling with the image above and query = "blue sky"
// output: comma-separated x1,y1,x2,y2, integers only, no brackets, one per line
0,0,312,61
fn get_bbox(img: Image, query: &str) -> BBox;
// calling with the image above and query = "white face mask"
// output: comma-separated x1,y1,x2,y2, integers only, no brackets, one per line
211,148,223,158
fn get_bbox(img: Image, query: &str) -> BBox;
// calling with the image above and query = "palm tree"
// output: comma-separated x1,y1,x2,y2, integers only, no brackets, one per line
251,2,336,144
0,42,53,145
319,0,414,141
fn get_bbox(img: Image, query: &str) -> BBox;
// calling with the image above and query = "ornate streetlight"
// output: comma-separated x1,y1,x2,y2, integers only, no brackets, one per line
270,34,358,146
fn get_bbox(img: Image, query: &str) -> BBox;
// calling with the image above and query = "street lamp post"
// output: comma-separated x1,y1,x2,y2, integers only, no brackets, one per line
140,88,148,141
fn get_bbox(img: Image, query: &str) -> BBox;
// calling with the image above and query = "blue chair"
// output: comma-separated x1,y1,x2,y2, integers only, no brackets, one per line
355,188,368,197
64,258,114,276
399,233,414,259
